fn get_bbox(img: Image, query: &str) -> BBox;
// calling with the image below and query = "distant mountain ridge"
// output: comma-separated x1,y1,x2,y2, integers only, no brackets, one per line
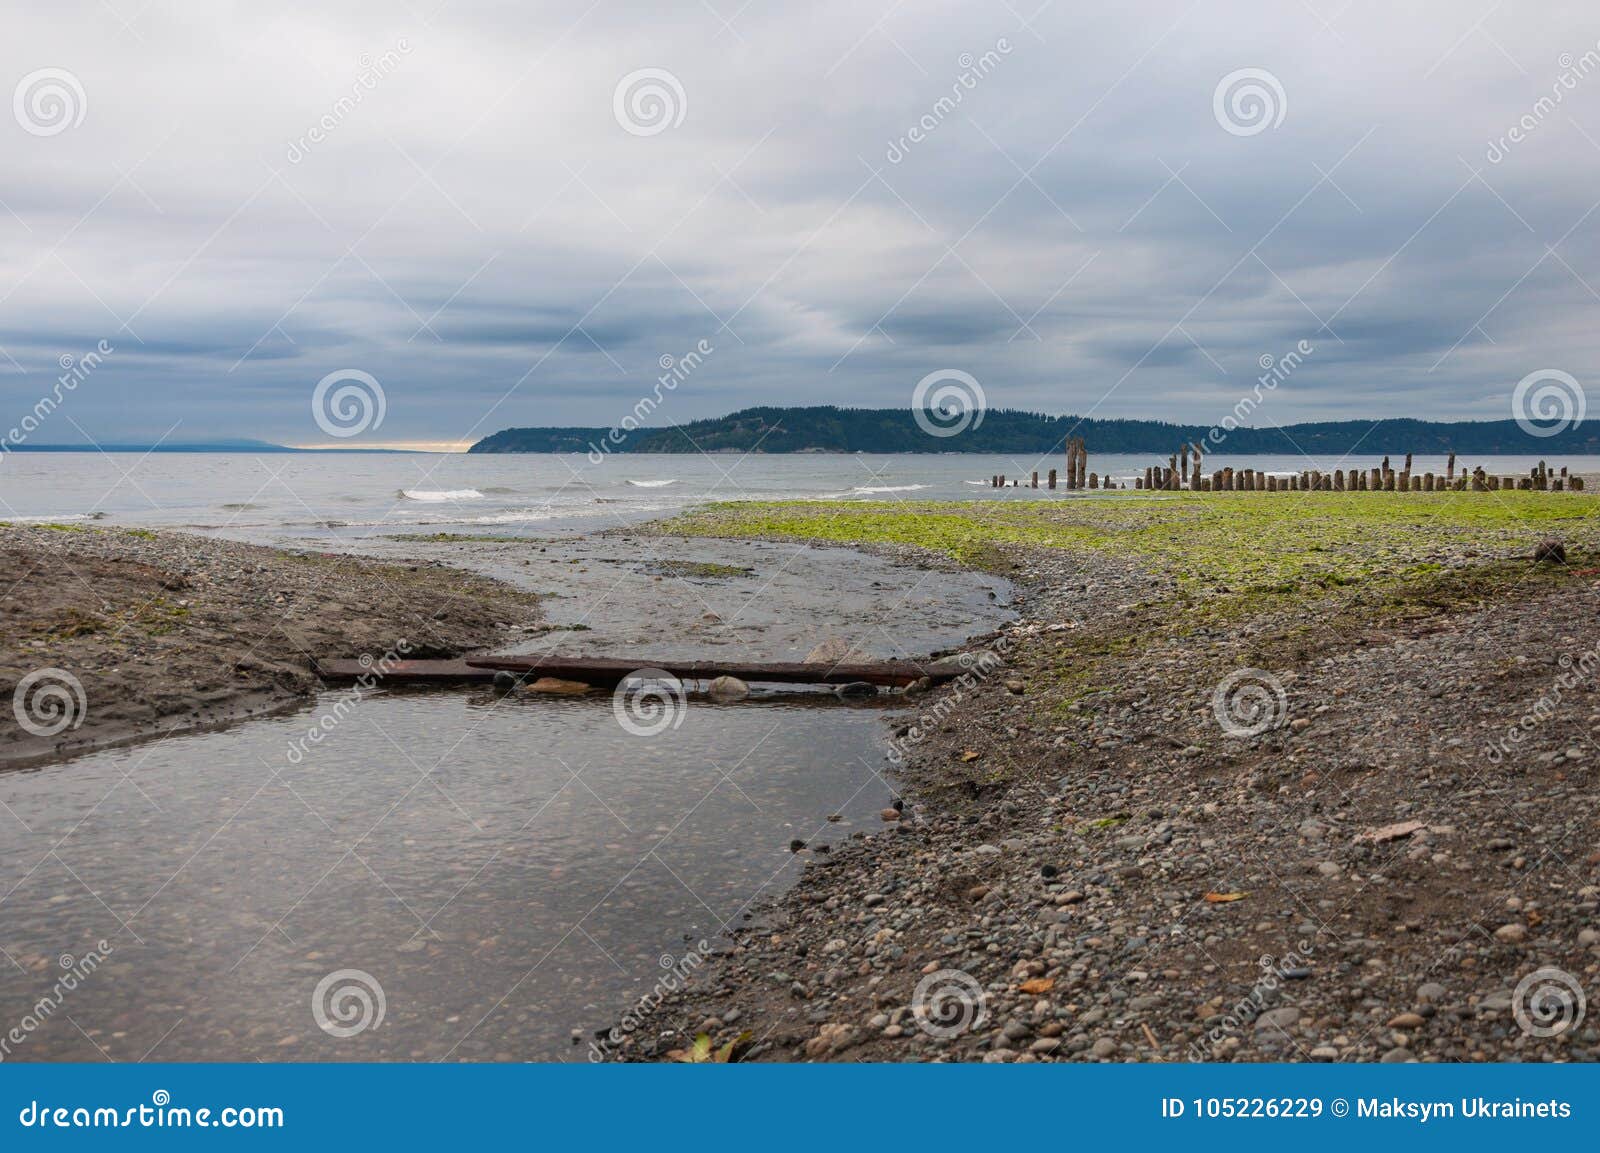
469,406,1600,455
6,440,417,453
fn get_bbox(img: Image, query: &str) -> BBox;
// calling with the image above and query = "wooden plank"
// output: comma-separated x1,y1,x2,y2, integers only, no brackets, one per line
315,658,498,683
464,655,961,687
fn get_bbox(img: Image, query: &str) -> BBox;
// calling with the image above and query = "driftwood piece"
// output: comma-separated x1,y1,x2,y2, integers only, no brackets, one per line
467,655,958,687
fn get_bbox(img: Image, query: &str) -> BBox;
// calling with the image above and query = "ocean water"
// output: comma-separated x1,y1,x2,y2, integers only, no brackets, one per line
4,450,1596,545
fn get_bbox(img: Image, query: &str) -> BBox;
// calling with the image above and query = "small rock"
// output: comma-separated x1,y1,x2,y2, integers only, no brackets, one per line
524,676,591,696
1534,538,1566,564
707,675,750,702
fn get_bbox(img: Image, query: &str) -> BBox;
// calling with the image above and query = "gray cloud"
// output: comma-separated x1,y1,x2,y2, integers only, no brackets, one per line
3,0,1599,446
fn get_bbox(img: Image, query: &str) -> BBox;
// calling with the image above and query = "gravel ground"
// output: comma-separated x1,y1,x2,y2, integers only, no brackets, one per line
1,523,542,765
612,533,1600,1063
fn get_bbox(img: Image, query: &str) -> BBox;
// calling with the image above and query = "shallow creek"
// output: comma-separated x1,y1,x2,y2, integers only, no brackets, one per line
0,543,1012,1061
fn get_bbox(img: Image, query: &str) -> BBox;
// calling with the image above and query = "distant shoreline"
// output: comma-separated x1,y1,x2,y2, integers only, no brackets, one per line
4,444,423,454
468,406,1600,457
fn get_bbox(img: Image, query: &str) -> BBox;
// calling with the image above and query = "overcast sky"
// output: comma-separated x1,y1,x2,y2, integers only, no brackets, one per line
3,1,1599,449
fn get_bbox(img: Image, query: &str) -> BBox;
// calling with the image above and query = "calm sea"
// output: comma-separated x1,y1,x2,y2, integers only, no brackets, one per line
4,450,1595,545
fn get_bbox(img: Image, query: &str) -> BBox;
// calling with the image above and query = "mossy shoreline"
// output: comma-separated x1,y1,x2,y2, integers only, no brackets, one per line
653,492,1598,594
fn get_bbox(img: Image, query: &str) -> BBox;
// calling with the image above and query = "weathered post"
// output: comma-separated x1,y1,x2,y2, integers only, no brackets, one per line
1047,468,1056,489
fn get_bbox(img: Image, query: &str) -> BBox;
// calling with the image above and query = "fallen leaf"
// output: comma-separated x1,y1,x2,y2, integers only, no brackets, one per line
1356,820,1425,844
960,750,981,762
1019,977,1055,994
1204,891,1247,903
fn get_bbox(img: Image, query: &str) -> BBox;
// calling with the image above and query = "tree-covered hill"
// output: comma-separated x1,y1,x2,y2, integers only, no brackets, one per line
468,406,1600,455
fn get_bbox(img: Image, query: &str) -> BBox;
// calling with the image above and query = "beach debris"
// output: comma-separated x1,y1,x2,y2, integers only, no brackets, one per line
673,1031,751,1063
960,750,981,762
1356,820,1426,844
1203,891,1247,903
1019,977,1055,994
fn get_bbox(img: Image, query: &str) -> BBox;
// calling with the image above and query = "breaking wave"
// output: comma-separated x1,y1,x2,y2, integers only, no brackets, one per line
398,488,485,502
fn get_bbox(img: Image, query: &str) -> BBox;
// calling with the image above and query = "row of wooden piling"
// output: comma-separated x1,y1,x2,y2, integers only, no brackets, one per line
991,436,1120,489
1133,452,1586,492
991,471,1125,489
990,444,1589,494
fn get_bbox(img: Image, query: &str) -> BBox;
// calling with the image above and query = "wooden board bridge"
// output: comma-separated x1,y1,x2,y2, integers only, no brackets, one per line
314,655,964,688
